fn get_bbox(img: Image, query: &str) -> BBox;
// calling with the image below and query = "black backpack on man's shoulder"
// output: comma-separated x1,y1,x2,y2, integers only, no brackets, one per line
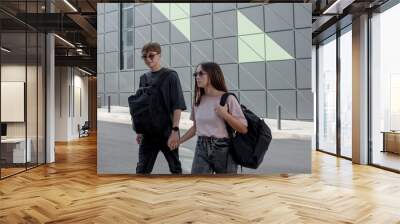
220,93,272,169
128,69,171,137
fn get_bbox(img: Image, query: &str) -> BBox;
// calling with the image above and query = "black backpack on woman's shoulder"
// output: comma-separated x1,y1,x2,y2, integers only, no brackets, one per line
220,93,272,169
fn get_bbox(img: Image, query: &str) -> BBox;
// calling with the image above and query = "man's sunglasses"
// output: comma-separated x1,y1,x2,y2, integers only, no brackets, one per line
141,53,159,60
193,71,206,77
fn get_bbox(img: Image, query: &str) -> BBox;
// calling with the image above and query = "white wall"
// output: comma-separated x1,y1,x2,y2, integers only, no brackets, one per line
55,66,89,141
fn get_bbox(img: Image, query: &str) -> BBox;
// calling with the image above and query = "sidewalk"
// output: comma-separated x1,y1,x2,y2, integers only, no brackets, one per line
97,106,312,174
98,106,313,140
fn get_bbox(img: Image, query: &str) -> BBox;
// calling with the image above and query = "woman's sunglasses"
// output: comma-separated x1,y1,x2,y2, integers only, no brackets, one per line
141,53,159,60
193,71,206,77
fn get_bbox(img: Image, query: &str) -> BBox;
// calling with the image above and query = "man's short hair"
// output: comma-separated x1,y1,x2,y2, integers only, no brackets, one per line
142,42,161,55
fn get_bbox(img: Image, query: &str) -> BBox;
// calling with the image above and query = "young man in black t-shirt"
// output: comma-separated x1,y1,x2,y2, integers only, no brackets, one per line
136,42,187,174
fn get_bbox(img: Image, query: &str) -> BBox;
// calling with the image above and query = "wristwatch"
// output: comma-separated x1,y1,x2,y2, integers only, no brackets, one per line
172,126,179,132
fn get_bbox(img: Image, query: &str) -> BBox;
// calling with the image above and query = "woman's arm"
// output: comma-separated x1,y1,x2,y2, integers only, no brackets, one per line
179,124,196,144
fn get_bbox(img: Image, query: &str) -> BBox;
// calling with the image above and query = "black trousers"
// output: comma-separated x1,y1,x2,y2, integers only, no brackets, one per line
136,134,182,174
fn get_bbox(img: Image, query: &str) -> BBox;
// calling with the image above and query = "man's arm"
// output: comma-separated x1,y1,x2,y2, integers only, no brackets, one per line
172,109,182,129
167,109,182,150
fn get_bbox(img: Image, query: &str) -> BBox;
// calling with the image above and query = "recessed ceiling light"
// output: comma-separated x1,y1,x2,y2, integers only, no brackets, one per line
78,67,92,76
63,0,78,12
54,34,75,48
1,47,11,53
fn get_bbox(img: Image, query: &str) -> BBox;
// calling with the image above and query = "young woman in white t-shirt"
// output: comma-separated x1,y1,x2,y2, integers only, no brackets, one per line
179,62,248,174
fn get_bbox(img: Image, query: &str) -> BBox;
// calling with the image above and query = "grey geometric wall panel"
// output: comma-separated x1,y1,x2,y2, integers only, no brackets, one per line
183,92,192,112
97,54,104,73
295,28,312,58
191,40,213,65
105,11,119,32
267,90,297,119
134,49,147,70
213,3,236,12
297,90,313,120
134,70,145,91
135,4,151,27
98,34,104,53
105,93,119,106
97,4,105,14
171,21,189,44
135,25,151,49
191,14,212,41
105,73,119,92
296,59,312,89
105,3,118,13
99,3,313,120
239,6,264,32
265,4,293,32
97,94,105,107
105,52,119,73
119,93,133,107
267,30,295,58
213,10,237,38
105,32,119,52
267,60,296,90
191,3,212,16
238,3,263,8
97,14,104,34
160,45,170,67
239,62,266,90
171,43,190,67
152,4,169,23
220,64,239,90
152,22,170,45
97,74,105,93
214,37,238,64
240,91,267,118
119,71,135,92
173,67,192,91
294,4,312,29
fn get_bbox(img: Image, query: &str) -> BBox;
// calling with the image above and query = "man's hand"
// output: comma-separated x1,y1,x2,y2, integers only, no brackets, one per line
168,131,180,150
136,134,143,144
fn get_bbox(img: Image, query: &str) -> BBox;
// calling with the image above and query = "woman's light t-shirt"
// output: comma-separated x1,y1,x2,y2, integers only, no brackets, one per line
190,95,248,138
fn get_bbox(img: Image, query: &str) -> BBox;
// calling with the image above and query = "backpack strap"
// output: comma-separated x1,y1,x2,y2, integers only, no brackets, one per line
220,92,238,107
220,92,237,139
150,68,174,132
221,92,243,173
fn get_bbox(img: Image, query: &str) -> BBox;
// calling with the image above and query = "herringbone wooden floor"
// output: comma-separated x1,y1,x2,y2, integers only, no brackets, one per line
1,134,400,224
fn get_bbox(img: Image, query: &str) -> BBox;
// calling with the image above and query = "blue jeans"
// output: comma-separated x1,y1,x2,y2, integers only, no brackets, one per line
191,136,237,174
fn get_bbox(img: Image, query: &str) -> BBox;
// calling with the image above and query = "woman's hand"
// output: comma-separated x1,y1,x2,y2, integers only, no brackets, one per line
168,131,180,150
215,104,229,119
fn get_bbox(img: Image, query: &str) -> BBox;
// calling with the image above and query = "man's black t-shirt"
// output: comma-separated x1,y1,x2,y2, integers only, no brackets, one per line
139,67,187,117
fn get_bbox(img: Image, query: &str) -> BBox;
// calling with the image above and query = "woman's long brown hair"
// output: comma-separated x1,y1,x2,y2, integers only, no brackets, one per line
194,62,228,106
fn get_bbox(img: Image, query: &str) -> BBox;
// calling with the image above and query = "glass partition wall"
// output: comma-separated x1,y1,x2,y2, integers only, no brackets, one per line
370,3,400,172
339,26,352,159
316,25,352,159
317,34,337,155
0,3,46,179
